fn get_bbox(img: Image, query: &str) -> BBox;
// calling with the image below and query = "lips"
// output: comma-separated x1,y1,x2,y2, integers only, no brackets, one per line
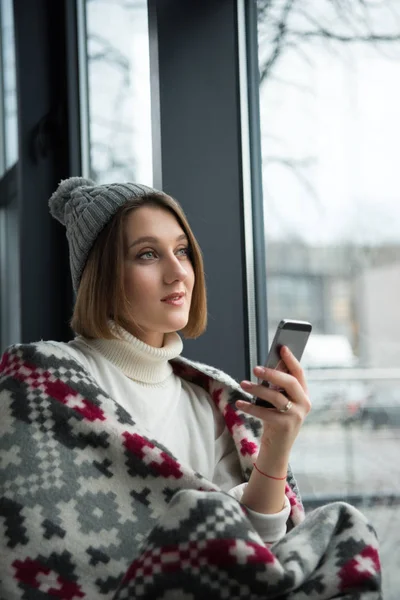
161,292,185,302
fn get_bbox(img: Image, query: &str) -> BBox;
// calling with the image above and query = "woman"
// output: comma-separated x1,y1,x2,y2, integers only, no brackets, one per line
0,178,381,599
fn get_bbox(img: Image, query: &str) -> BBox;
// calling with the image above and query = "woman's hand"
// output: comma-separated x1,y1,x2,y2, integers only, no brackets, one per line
236,345,311,515
236,345,311,463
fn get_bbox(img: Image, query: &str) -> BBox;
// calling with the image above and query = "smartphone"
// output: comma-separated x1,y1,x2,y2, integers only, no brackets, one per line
254,319,312,408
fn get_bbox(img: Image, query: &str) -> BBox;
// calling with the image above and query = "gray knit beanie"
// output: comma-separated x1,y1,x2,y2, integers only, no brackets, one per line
49,177,162,292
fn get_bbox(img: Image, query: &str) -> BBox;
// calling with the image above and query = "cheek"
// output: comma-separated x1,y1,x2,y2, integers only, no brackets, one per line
123,264,134,294
188,265,195,295
124,266,152,303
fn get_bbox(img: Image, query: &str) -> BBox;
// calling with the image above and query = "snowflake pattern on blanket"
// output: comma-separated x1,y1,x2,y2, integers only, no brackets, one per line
0,342,381,599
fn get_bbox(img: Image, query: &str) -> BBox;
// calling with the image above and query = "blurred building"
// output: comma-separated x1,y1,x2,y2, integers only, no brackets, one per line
358,261,400,368
267,242,400,366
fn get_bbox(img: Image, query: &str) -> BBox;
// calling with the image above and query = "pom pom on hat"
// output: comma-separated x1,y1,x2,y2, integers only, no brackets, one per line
49,177,95,225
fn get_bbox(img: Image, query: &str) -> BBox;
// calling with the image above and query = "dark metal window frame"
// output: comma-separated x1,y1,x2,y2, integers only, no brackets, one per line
0,0,81,348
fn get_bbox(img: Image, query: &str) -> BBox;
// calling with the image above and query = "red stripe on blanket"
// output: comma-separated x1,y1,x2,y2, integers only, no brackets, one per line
286,487,298,506
339,545,381,591
240,438,258,456
224,403,244,433
171,362,212,392
123,538,275,583
123,432,183,479
0,350,10,372
0,350,19,375
13,558,85,598
0,351,105,422
212,387,222,407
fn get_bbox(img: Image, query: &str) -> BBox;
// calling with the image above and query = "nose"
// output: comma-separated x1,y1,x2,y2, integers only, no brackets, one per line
163,253,188,284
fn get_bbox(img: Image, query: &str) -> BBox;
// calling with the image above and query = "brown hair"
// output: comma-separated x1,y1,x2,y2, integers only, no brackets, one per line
71,193,207,339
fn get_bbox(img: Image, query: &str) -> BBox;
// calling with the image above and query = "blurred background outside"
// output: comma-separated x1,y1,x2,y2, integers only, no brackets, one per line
257,2,400,596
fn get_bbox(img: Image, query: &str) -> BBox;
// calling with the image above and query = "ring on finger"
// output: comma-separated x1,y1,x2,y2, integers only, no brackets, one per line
278,399,293,413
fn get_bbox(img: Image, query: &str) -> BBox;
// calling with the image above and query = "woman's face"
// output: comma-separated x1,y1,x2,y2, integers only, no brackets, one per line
123,206,195,347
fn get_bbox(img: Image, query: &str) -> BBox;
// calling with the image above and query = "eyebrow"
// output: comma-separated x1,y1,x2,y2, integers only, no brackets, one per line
128,233,188,249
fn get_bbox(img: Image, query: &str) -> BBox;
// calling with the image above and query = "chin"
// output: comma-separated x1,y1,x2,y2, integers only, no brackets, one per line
163,315,189,333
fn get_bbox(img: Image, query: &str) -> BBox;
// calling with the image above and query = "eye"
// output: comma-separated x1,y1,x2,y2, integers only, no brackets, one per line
176,246,190,258
138,250,156,260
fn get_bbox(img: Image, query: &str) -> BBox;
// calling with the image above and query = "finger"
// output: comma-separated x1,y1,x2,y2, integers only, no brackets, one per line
236,398,301,423
252,367,306,404
240,380,289,411
279,346,308,392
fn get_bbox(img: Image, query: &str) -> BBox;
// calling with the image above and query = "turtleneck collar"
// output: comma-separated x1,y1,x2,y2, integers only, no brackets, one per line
77,323,183,385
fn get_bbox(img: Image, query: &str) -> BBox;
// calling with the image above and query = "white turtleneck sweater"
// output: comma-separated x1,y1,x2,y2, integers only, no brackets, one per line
51,328,290,543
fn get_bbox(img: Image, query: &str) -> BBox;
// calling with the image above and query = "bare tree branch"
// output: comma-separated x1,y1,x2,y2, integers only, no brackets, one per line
291,29,400,43
258,0,400,228
283,39,316,66
88,34,130,84
259,0,400,85
264,156,320,206
268,74,314,94
259,0,297,82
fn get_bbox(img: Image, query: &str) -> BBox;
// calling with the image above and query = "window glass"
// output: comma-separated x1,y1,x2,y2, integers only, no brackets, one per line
257,2,400,596
83,0,152,185
0,0,18,173
0,0,18,352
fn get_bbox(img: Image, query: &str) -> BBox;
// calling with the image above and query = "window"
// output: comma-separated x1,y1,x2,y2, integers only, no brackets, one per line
0,0,17,173
79,0,152,185
267,275,323,330
0,0,18,352
257,2,400,596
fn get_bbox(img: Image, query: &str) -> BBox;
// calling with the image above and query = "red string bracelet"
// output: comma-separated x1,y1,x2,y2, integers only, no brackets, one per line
253,462,287,480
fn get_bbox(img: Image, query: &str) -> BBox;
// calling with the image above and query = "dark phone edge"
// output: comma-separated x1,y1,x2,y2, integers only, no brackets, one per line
280,321,312,332
254,397,275,408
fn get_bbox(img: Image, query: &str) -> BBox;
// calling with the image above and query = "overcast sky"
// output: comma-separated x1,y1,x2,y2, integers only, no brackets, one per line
260,39,400,245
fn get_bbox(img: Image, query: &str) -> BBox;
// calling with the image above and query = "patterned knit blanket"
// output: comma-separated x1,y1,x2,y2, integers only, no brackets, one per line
0,342,381,599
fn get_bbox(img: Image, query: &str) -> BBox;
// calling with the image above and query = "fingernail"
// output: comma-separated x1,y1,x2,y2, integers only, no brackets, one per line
236,400,249,410
254,366,265,376
241,380,253,388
